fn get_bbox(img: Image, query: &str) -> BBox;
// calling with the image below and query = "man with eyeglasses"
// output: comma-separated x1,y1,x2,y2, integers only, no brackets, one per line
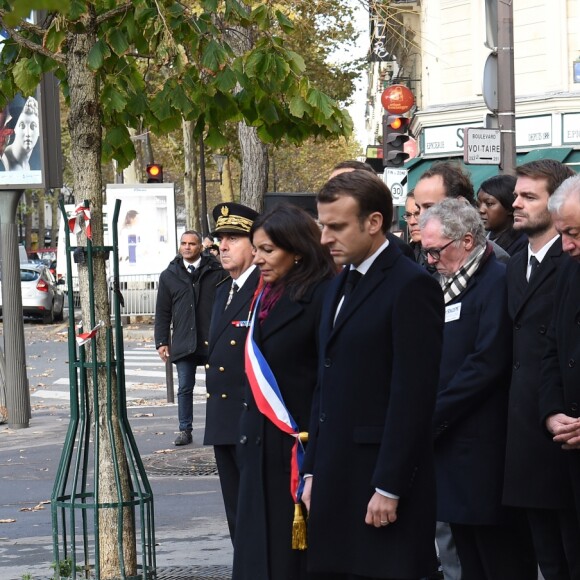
413,161,509,265
539,175,580,558
504,160,580,580
419,199,536,580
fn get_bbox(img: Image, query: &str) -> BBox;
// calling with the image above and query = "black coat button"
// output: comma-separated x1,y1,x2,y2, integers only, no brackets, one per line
255,436,261,445
569,359,576,368
319,413,327,423
514,323,521,330
538,325,547,334
242,402,248,410
239,435,247,444
324,359,331,368
570,403,579,413
513,361,520,370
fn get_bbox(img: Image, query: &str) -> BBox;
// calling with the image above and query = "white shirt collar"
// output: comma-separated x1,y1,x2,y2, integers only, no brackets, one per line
351,237,390,276
527,234,560,264
232,264,256,289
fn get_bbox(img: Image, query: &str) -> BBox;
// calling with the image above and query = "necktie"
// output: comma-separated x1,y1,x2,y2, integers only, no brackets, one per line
225,281,238,310
528,255,540,283
335,269,362,323
187,264,195,274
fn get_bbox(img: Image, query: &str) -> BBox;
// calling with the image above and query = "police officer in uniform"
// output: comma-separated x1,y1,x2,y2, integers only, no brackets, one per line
203,202,260,542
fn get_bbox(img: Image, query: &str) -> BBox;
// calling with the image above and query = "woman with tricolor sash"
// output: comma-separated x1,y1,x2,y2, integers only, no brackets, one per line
232,204,336,580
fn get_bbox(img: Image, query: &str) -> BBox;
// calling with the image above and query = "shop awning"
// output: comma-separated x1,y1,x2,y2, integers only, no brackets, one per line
406,156,498,192
406,147,579,193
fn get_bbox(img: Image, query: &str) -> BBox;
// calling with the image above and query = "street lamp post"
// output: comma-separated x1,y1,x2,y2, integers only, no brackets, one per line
497,0,516,175
0,189,30,428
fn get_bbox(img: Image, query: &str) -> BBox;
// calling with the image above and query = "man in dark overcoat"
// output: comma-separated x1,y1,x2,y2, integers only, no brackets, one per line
420,199,536,579
155,230,227,445
203,202,259,542
540,174,580,536
504,160,580,580
302,170,445,580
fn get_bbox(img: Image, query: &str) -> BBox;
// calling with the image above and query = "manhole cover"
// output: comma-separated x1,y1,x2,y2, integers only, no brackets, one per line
143,446,218,477
157,565,231,579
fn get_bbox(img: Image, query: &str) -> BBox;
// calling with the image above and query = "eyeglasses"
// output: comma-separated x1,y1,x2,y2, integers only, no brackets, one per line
402,211,421,222
421,239,458,261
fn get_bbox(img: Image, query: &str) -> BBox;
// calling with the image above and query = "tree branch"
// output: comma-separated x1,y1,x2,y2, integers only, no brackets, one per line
96,2,134,26
0,13,65,65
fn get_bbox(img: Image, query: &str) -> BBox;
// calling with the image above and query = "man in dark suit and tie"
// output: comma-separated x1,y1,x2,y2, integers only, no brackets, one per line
538,174,580,565
203,202,260,542
302,170,445,580
503,160,580,580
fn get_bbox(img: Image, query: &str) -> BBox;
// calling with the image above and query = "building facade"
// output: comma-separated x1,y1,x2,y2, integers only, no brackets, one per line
366,0,580,189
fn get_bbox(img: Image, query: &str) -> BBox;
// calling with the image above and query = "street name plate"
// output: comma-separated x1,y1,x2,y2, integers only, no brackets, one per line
464,127,501,165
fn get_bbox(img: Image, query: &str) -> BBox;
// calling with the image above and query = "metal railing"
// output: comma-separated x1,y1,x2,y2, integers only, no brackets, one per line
67,274,160,317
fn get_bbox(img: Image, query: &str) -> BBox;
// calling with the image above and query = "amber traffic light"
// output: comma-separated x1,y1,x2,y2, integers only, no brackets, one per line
383,115,410,168
146,163,163,183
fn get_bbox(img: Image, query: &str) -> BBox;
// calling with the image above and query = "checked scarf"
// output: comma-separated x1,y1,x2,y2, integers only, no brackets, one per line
440,244,486,304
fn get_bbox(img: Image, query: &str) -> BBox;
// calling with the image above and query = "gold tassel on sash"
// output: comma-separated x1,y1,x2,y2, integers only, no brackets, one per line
292,503,307,550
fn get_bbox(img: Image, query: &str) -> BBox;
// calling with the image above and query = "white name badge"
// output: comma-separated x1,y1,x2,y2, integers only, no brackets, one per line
445,303,462,323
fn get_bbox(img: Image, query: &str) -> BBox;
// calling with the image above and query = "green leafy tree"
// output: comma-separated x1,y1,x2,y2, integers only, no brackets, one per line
0,1,351,577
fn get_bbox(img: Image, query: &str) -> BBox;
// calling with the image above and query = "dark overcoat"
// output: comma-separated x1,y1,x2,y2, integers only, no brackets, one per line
232,281,329,580
154,253,226,362
204,267,261,445
433,250,512,525
503,240,574,508
538,258,580,518
303,243,445,579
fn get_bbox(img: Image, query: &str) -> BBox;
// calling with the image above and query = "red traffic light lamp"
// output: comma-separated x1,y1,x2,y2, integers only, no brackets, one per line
146,163,163,183
383,115,410,168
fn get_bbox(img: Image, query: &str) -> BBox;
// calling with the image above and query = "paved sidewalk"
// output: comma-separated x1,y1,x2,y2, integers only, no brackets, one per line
0,366,233,579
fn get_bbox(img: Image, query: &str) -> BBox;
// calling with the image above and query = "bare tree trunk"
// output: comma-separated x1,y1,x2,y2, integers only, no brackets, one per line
221,157,234,203
182,119,200,231
238,123,268,211
67,21,136,578
37,190,45,248
225,14,269,211
50,190,59,247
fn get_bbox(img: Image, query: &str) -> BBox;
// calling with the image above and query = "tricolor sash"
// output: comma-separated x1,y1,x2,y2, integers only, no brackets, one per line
244,291,306,506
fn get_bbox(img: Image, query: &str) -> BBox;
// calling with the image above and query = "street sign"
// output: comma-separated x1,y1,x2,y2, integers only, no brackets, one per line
464,127,501,165
384,168,408,206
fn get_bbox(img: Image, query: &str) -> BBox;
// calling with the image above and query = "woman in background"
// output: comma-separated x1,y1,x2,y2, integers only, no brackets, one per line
233,203,336,580
477,175,527,256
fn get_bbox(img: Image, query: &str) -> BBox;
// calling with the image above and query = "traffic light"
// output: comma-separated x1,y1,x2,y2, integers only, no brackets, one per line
146,163,163,183
383,115,410,168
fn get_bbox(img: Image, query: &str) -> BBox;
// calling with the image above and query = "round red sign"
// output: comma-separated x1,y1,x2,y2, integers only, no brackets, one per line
381,85,415,114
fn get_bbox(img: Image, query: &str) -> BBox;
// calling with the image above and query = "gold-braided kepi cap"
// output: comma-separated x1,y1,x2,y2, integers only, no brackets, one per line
211,202,259,236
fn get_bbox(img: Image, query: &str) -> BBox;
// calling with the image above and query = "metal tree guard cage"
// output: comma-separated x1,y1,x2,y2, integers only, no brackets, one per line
51,199,156,579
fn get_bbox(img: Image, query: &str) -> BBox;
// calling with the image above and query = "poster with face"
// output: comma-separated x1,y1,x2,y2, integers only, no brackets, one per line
0,92,42,185
0,14,47,188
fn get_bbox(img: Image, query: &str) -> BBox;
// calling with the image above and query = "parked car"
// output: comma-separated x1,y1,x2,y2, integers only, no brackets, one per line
0,263,65,323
